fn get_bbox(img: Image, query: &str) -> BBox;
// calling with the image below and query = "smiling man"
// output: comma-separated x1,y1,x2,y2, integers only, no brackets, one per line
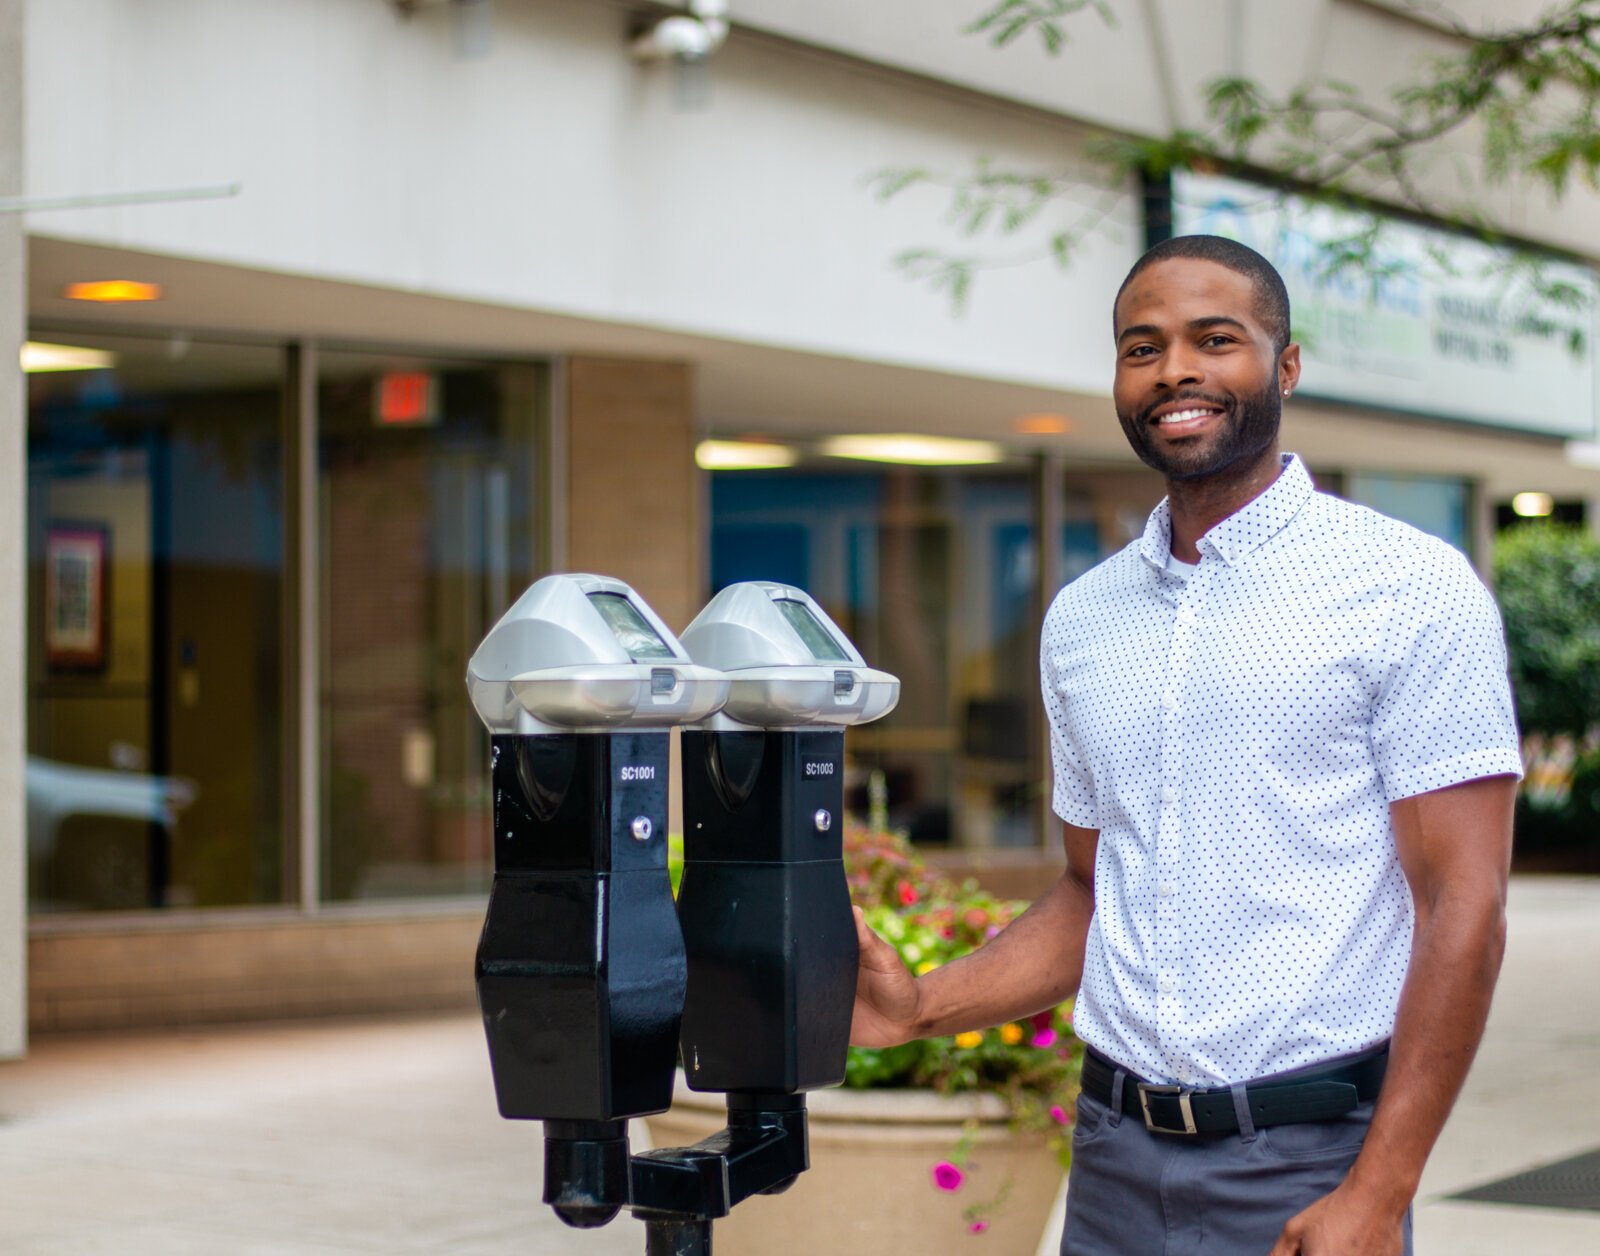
851,235,1523,1254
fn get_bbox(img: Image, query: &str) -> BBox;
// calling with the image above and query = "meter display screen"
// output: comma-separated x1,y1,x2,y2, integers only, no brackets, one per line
776,599,850,662
588,593,676,660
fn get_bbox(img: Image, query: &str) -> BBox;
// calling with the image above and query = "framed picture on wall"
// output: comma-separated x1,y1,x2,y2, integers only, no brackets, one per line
45,522,110,673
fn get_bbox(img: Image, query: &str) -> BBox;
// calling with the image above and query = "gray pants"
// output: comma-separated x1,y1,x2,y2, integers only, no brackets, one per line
1060,1081,1414,1255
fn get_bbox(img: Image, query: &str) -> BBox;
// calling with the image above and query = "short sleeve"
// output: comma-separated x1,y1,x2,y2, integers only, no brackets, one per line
1371,547,1524,802
1040,596,1099,828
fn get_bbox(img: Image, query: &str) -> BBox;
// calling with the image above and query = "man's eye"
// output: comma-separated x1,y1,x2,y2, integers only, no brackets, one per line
1126,345,1156,358
1203,335,1234,348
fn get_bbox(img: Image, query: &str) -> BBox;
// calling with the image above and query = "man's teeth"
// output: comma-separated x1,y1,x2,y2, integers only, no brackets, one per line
1158,408,1217,425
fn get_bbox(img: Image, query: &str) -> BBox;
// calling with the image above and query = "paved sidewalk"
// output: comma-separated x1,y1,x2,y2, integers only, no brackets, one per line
1,876,1596,1255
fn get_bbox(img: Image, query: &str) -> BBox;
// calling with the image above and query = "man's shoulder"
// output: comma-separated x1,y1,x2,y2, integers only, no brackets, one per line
1045,540,1145,626
1304,490,1476,571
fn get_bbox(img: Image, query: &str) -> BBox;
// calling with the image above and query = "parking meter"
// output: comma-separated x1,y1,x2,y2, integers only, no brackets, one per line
670,582,899,1098
467,574,727,1228
467,576,898,1255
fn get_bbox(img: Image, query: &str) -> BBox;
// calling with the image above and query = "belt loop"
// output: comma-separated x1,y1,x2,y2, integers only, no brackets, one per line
1108,1069,1126,1129
1229,1081,1256,1142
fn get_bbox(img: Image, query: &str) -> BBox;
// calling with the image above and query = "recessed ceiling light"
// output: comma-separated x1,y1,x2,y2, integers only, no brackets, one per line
1511,491,1555,518
1013,413,1073,435
820,434,1005,466
695,439,799,470
20,341,116,373
62,279,163,303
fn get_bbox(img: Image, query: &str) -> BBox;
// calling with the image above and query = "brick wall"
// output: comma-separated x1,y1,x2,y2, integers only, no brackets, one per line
566,357,700,633
27,912,481,1033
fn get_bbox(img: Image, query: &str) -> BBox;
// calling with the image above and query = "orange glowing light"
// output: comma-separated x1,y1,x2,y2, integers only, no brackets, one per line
62,280,163,303
375,372,438,426
1013,413,1073,435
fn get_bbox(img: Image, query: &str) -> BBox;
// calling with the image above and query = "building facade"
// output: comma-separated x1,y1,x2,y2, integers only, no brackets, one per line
4,0,1598,1054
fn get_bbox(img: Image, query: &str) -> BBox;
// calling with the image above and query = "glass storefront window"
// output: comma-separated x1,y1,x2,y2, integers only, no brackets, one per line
711,465,1042,849
26,332,286,911
317,350,541,901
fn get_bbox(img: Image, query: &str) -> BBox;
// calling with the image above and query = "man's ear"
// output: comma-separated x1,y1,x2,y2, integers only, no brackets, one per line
1278,343,1302,396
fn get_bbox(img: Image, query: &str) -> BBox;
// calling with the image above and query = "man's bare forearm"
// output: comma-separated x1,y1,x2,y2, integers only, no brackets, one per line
1343,885,1506,1215
905,867,1095,1040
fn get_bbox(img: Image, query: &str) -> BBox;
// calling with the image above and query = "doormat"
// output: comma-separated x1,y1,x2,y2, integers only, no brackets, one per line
1449,1148,1600,1212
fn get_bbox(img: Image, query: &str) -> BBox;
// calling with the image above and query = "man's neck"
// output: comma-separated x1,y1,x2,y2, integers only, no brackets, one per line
1166,445,1284,563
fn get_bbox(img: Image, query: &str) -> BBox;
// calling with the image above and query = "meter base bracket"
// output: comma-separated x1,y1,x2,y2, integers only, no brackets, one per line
628,1092,809,1254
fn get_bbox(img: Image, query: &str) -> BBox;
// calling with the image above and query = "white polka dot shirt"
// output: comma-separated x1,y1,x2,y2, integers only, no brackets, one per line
1041,454,1523,1086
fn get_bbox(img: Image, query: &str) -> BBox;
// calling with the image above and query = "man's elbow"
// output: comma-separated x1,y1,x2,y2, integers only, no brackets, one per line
1425,883,1507,973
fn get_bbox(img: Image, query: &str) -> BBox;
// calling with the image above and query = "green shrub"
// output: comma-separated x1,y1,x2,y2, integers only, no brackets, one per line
1493,523,1600,740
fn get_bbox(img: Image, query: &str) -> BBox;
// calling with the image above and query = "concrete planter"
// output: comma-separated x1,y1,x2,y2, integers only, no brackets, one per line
643,1074,1064,1256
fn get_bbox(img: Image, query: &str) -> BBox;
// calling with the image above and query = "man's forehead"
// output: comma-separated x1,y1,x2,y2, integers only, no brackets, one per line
1114,257,1259,328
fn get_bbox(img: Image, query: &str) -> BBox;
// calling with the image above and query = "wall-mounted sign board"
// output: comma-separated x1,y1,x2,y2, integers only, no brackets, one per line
1171,172,1600,440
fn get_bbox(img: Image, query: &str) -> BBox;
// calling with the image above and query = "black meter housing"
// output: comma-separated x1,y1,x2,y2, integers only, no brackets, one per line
676,728,856,1092
477,731,681,1121
477,730,682,1227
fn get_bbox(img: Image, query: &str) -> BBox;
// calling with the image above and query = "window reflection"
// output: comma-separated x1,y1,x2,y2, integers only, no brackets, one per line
711,466,1042,848
26,333,285,910
318,351,540,900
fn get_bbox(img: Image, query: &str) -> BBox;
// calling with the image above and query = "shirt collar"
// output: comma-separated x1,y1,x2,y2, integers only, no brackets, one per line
1138,454,1314,570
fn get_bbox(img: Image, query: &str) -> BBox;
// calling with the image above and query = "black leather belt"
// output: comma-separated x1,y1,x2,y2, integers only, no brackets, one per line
1081,1045,1388,1137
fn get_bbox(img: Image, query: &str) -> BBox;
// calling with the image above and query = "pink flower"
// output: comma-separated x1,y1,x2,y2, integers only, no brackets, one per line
1031,1028,1058,1049
1050,1104,1073,1126
931,1161,965,1192
984,924,1001,940
968,1220,990,1234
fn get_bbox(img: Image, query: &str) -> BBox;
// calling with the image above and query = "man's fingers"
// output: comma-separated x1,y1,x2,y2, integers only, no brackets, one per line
853,906,904,972
1265,1221,1301,1256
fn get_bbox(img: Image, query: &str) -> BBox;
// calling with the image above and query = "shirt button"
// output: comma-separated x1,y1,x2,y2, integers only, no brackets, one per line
1160,979,1174,994
1160,785,1179,805
1161,693,1179,713
1177,606,1196,625
1158,883,1172,898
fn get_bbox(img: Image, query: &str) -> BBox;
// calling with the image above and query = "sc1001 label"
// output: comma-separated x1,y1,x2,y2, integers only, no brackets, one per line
619,765,657,782
803,761,836,777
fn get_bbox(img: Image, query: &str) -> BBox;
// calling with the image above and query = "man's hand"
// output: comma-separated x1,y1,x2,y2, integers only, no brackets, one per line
849,906,923,1047
1267,1181,1405,1256
848,823,1098,1049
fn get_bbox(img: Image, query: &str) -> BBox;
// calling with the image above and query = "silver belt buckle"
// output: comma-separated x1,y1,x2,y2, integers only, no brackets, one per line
1138,1083,1198,1135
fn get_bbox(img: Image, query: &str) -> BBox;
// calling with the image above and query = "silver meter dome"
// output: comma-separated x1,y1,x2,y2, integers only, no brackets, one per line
679,582,899,729
467,573,729,734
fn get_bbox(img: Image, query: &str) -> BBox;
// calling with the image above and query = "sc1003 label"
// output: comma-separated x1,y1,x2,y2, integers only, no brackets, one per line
619,765,657,782
804,761,836,777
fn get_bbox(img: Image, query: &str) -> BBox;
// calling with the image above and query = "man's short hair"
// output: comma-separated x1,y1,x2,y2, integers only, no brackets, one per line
1116,234,1292,355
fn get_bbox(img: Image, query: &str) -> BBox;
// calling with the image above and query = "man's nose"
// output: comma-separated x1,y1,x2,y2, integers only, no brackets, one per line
1156,345,1204,389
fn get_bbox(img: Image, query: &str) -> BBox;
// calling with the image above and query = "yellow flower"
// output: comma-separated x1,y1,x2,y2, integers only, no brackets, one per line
999,1022,1024,1046
915,960,940,975
953,1031,984,1050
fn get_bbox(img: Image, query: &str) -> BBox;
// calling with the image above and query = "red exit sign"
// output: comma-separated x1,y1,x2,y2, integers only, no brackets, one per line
374,372,439,426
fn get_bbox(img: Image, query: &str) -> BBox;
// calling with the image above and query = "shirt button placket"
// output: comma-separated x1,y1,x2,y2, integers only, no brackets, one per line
1156,567,1201,1070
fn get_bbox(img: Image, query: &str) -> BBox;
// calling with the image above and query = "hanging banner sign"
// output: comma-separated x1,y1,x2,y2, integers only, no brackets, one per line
1171,172,1600,439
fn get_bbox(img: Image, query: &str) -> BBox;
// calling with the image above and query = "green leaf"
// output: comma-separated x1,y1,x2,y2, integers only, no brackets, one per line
870,167,929,201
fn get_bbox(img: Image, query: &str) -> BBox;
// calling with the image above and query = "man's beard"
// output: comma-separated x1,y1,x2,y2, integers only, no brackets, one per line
1118,381,1281,482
